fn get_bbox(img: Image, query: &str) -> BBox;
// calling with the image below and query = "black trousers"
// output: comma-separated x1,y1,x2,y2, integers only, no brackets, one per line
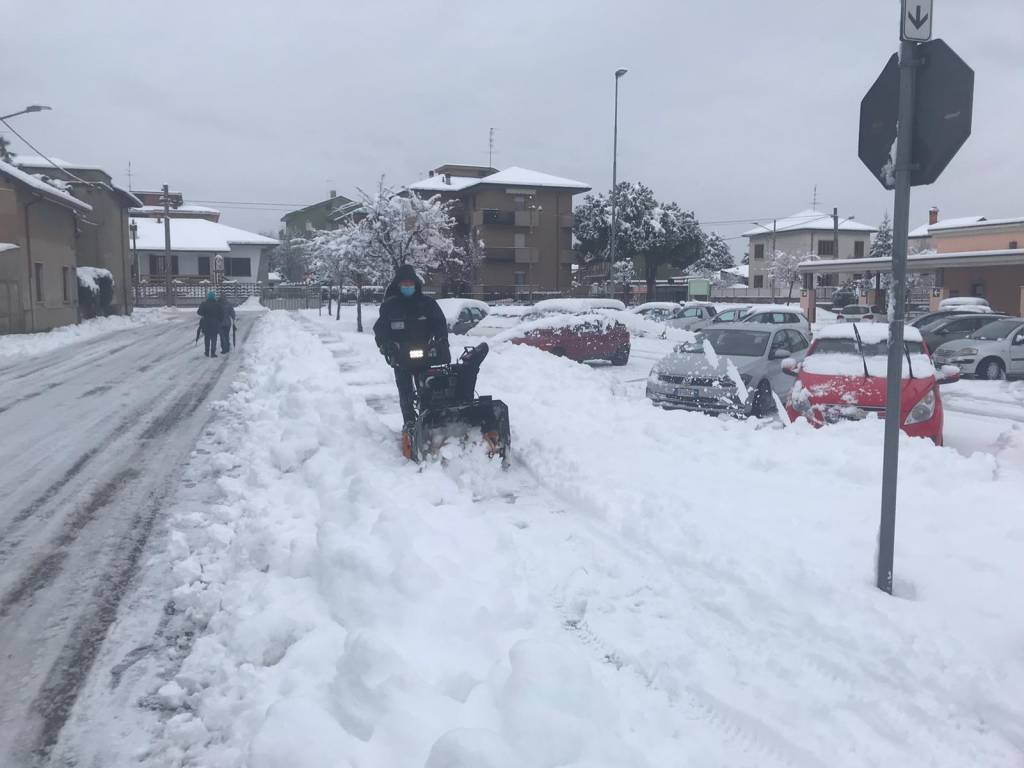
204,331,218,356
219,325,231,353
395,368,417,425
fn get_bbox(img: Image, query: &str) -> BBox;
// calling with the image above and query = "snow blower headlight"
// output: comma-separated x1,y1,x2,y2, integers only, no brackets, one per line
408,349,425,360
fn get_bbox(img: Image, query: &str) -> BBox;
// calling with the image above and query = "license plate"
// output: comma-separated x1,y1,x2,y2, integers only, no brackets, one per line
673,387,698,398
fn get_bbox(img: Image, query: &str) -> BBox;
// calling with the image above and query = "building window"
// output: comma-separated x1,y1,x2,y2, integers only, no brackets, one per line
34,262,44,302
752,275,764,288
817,240,835,256
971,282,986,297
148,254,179,275
62,266,71,303
1010,240,1019,249
514,233,526,249
198,256,211,276
514,271,526,286
754,244,765,260
854,241,865,258
224,257,252,277
513,196,527,211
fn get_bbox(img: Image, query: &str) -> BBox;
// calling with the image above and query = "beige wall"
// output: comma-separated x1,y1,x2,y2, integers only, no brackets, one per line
747,229,872,287
933,224,1024,254
0,180,80,332
938,264,1024,316
72,187,132,314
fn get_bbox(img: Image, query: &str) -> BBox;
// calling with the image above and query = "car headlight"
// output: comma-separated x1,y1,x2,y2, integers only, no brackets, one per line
905,389,936,425
954,347,978,357
648,368,662,385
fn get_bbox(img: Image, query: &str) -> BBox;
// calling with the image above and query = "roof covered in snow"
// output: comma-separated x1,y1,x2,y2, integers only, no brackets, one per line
11,154,105,172
909,216,987,238
723,264,749,278
743,210,876,237
930,215,1024,232
131,204,220,215
408,166,591,195
0,160,92,212
0,242,19,253
131,217,278,252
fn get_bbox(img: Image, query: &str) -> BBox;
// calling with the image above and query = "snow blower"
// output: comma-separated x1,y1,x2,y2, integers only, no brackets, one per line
406,341,510,467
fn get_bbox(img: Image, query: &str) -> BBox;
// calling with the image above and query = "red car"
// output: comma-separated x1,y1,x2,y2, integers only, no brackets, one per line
784,323,958,445
512,299,631,365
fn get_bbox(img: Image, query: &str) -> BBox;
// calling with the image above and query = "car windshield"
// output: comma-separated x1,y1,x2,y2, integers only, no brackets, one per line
810,338,925,356
678,329,770,357
970,319,1022,340
843,306,868,315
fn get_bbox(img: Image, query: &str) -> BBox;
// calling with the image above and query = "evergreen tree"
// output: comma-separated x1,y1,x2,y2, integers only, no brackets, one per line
870,211,894,260
691,232,735,279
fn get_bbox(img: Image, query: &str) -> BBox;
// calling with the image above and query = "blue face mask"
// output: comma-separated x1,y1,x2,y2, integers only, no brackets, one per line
399,284,416,298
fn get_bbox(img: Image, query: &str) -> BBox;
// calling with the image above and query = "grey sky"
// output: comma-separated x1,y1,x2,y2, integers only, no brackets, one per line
4,0,1021,256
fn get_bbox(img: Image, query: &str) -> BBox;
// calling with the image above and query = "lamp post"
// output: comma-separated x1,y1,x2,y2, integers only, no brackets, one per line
608,68,627,299
0,105,52,121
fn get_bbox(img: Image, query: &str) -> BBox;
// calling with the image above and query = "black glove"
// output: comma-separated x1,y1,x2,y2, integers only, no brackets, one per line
380,341,400,367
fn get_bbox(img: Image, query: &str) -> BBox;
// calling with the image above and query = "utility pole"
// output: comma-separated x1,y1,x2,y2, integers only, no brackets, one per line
161,183,173,306
877,39,918,595
609,68,628,298
833,206,840,266
488,128,495,168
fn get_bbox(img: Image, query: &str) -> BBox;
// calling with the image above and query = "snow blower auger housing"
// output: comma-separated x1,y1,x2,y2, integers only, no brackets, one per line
408,342,510,467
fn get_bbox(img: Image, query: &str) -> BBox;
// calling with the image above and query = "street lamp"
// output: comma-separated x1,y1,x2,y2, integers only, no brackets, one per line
0,105,52,121
608,68,628,298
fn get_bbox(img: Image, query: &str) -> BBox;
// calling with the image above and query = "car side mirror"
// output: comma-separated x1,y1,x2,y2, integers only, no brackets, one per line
936,365,961,385
771,348,792,360
1015,334,1024,345
781,357,799,375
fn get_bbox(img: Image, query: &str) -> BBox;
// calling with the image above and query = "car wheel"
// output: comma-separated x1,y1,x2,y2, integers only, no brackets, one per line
610,346,630,366
753,380,775,417
551,348,566,358
977,358,1005,381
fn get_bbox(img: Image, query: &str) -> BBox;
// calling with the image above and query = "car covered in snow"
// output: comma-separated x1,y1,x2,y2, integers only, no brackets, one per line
436,298,490,334
465,304,531,338
704,305,753,326
784,323,958,444
829,285,860,310
646,322,810,417
836,304,883,323
511,298,631,365
630,302,687,324
724,305,811,334
938,296,992,312
931,317,1024,380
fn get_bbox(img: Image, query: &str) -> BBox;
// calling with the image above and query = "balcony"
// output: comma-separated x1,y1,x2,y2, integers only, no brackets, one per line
473,209,541,227
484,247,539,263
559,213,574,228
515,210,540,228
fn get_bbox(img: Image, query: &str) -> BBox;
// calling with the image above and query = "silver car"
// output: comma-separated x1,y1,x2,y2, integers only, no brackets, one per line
932,317,1024,380
646,322,811,416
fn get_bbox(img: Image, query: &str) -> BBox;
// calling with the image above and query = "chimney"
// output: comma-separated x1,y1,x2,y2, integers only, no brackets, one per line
329,190,336,199
929,206,939,225
443,174,451,185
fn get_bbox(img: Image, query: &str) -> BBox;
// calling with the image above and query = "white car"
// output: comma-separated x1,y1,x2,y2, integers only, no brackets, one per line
465,304,531,338
436,298,491,334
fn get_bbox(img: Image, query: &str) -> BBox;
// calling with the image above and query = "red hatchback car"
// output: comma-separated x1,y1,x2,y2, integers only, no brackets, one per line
784,323,958,445
512,299,631,365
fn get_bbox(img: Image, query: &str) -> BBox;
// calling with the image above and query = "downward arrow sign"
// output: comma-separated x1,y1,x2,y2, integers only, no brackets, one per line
908,5,930,29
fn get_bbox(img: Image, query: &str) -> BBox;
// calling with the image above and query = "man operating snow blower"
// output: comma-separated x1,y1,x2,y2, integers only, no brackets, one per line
373,265,510,464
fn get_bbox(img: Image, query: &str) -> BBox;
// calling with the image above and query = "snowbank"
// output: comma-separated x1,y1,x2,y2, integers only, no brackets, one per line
135,309,1023,768
76,266,113,293
0,312,163,362
236,295,268,313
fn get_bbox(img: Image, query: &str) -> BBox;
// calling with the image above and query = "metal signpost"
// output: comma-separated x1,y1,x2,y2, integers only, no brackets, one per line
858,2,973,594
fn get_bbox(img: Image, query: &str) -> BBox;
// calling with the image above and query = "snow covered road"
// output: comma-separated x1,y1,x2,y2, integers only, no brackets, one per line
42,308,1023,768
0,316,252,765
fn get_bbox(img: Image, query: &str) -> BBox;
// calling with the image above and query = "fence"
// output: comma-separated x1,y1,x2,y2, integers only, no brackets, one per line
710,285,836,303
134,281,262,308
262,285,324,311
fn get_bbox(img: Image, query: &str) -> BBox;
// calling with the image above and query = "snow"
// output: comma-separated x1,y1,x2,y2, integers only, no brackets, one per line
131,204,221,215
408,175,482,193
533,298,625,313
631,302,680,312
928,215,1023,232
75,265,113,293
939,296,991,310
0,310,169,362
0,242,18,253
801,352,936,379
722,264,749,278
57,307,1021,768
742,209,876,237
436,298,491,324
129,217,278,251
11,153,102,171
478,166,591,191
236,295,269,313
267,271,283,282
815,322,923,344
0,159,92,212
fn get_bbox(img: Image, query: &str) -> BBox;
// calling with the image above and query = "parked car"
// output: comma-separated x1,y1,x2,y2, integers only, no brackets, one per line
631,302,687,324
466,304,530,338
734,305,811,334
931,317,1024,380
784,323,958,445
705,305,753,325
436,298,490,334
830,285,860,310
646,323,810,417
837,304,883,323
917,313,1006,354
939,296,992,312
513,298,631,365
670,302,718,330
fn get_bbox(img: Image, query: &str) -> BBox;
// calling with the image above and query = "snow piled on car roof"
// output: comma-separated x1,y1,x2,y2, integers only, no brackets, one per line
816,323,923,343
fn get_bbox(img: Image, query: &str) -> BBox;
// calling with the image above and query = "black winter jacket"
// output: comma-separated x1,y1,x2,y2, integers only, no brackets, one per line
197,299,224,333
373,265,449,369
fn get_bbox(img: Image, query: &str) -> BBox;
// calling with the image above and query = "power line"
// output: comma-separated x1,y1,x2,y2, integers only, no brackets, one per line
0,118,93,186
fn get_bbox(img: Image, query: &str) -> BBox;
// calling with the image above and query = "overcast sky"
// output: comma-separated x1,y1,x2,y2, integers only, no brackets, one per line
3,0,1021,257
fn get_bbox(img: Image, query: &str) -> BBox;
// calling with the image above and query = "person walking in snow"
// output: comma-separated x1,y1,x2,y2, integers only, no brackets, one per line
373,265,449,430
217,293,236,354
197,290,224,358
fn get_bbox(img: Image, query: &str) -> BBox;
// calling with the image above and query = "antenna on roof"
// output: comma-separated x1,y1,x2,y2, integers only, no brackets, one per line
811,184,819,211
488,127,495,168
126,160,133,190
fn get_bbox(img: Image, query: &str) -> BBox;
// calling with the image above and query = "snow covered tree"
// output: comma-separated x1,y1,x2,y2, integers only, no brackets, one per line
306,223,386,331
437,228,483,297
573,182,705,297
268,234,309,283
0,136,12,163
870,211,893,260
767,250,814,303
610,258,636,301
690,232,735,281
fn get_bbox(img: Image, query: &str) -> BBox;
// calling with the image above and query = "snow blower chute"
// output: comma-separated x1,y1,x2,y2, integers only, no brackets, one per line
406,341,510,467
